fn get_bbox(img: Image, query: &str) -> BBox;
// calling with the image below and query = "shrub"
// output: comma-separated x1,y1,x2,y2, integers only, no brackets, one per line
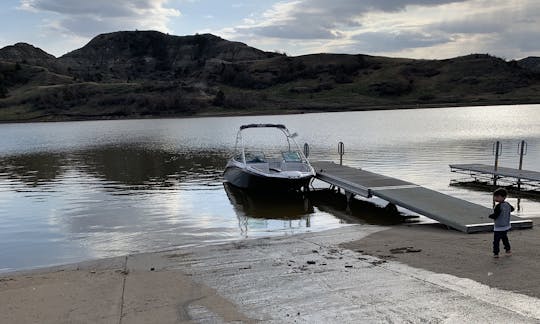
368,80,412,96
213,90,225,106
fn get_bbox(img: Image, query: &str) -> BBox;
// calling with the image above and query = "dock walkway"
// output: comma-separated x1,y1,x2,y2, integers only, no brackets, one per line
450,163,540,190
312,161,533,233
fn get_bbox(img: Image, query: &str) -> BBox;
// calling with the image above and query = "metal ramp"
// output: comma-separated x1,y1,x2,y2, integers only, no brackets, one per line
312,161,533,233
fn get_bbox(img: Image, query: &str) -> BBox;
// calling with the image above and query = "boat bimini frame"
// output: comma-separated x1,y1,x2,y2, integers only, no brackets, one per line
233,123,309,166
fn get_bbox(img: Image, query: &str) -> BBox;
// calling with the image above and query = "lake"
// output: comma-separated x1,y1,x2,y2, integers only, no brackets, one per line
1,104,540,271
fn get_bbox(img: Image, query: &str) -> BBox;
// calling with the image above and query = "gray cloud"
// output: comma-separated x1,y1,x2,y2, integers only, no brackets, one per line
237,24,341,40
427,3,540,57
58,16,136,37
22,0,135,16
352,31,452,52
235,0,467,40
20,0,180,37
494,29,540,53
226,0,540,59
435,19,506,34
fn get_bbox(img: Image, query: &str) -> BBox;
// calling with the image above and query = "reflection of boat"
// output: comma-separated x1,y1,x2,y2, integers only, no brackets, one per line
223,182,313,219
224,124,315,192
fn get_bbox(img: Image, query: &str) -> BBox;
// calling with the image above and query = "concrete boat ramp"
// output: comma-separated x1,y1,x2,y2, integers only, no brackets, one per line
312,161,533,233
3,226,540,323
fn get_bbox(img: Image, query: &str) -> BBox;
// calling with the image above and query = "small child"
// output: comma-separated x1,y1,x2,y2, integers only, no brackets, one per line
489,188,515,258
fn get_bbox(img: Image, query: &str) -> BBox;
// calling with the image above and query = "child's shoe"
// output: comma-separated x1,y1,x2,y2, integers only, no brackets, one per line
505,250,512,256
493,254,499,258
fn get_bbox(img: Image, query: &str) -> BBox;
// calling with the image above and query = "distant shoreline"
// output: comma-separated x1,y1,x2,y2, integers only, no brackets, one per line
2,100,539,124
3,32,540,126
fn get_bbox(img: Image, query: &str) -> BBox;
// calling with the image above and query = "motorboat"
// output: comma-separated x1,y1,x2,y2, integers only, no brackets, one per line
224,124,315,191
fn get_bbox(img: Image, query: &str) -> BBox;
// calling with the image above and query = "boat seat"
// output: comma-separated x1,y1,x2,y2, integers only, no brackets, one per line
245,151,267,163
249,162,270,173
282,151,302,162
268,161,282,172
280,161,306,171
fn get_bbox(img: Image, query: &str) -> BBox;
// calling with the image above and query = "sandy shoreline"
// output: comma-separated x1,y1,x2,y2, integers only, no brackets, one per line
1,224,540,323
0,246,256,323
342,223,540,298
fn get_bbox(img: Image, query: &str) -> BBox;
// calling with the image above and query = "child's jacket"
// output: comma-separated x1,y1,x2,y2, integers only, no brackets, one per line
489,201,514,231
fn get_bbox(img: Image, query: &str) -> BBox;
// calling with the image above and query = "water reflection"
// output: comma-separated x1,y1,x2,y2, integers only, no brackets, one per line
78,146,226,189
0,145,349,271
0,146,228,190
310,190,420,226
224,183,313,219
1,105,540,271
1,153,67,186
223,182,419,230
224,183,316,236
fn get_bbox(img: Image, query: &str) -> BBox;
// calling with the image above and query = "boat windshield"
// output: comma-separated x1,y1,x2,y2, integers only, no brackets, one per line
234,126,306,164
245,151,266,163
282,151,302,162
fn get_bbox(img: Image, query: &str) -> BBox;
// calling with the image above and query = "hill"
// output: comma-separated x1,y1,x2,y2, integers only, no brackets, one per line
57,31,280,82
0,43,56,67
519,57,540,73
0,31,539,122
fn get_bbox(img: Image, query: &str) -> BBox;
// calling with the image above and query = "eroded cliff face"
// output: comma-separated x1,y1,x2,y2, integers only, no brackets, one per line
56,31,280,81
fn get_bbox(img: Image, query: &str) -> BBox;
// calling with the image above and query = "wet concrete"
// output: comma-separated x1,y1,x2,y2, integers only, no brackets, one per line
2,225,540,323
0,257,254,323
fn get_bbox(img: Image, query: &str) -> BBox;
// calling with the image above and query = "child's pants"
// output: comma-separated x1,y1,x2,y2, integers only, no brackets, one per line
493,230,511,255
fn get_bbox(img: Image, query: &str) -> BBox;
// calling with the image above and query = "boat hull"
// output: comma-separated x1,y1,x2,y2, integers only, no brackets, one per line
224,166,312,192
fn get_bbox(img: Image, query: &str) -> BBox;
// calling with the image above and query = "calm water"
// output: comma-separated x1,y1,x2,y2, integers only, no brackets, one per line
1,105,540,271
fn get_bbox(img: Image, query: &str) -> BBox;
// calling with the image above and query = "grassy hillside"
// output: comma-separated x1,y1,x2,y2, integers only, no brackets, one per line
519,57,540,73
0,31,539,122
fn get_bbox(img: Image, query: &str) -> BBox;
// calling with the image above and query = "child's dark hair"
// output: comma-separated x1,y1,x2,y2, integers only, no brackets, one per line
493,188,508,198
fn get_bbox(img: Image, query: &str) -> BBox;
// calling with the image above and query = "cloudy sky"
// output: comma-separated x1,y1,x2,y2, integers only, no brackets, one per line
0,0,538,59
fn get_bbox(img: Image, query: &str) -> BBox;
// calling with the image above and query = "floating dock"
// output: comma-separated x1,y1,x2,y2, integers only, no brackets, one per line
312,161,533,233
450,163,540,191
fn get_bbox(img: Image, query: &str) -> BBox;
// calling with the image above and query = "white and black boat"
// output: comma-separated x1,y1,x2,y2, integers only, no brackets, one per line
224,124,315,192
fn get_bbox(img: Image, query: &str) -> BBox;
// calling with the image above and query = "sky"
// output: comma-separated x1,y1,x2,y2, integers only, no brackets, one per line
0,0,539,60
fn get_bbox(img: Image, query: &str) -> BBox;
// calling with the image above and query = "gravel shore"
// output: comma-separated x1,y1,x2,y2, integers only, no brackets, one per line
341,224,540,298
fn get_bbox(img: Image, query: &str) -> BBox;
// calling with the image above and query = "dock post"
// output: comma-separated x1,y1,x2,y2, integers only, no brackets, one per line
345,191,354,213
517,140,527,190
493,141,501,186
303,143,310,158
338,142,345,166
384,203,398,215
516,141,525,212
